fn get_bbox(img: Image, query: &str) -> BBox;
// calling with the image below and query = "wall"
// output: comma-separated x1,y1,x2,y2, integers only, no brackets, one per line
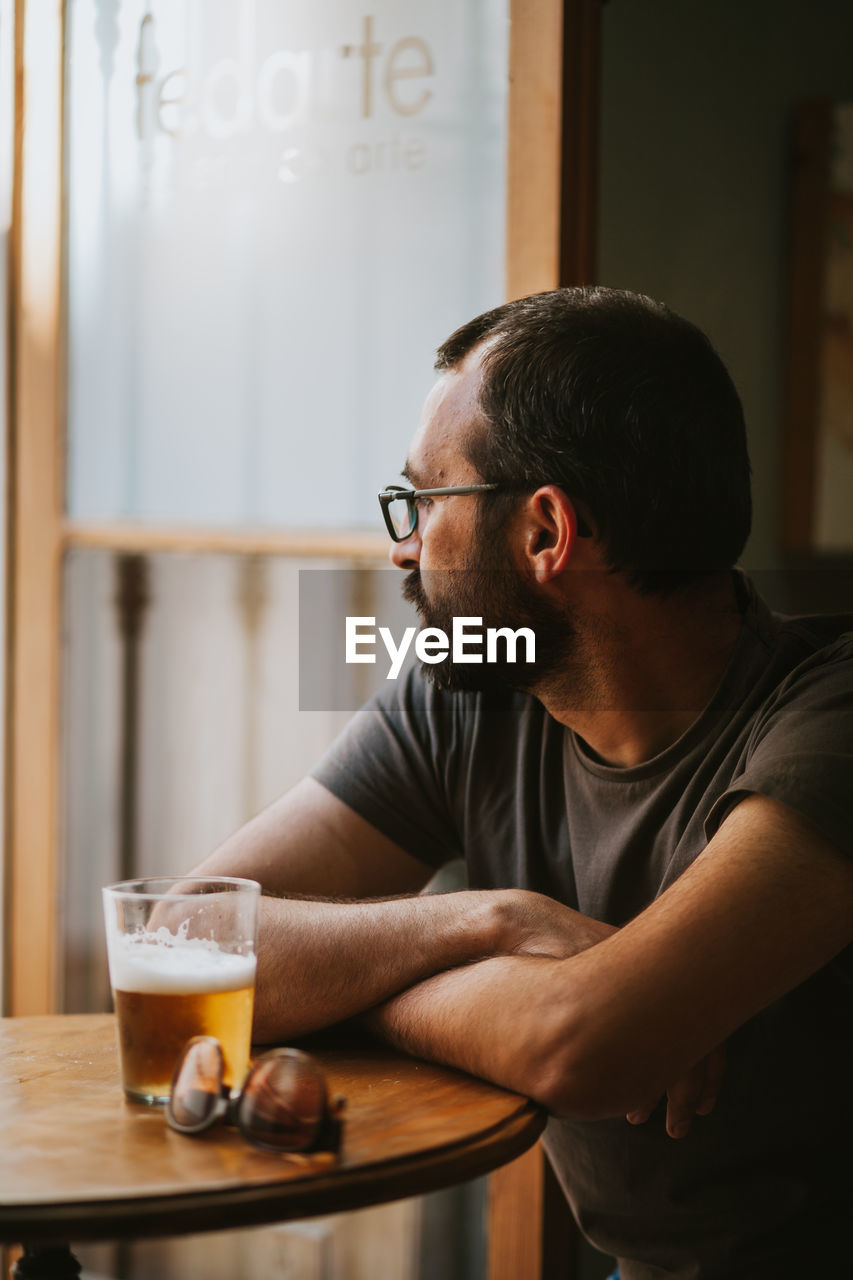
578,8,853,1274
598,0,853,575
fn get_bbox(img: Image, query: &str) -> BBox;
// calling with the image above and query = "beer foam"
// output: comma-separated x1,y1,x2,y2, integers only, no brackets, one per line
108,929,256,994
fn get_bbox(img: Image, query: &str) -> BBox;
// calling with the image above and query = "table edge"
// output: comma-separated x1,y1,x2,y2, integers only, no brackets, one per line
0,1102,546,1245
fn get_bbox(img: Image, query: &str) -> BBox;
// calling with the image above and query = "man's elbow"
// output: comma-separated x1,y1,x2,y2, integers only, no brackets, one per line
532,1055,619,1120
528,1019,653,1121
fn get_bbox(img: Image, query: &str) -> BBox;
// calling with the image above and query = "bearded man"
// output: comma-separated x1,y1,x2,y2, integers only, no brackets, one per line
195,288,853,1279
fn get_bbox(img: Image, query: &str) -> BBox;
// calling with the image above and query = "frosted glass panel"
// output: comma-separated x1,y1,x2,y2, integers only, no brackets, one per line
65,0,508,527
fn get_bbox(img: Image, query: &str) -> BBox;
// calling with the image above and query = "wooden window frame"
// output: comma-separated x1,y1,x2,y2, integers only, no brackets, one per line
5,0,599,1053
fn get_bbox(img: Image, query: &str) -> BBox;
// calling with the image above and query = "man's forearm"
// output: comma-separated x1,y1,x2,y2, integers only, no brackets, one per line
365,955,579,1107
253,891,498,1040
362,911,617,1105
252,888,613,1042
366,953,726,1137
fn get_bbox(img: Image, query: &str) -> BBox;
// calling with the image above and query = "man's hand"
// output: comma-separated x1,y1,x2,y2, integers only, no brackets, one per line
626,1042,727,1138
497,889,617,958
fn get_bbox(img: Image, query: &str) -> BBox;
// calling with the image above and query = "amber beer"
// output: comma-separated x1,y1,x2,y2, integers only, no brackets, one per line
103,876,261,1105
110,944,256,1103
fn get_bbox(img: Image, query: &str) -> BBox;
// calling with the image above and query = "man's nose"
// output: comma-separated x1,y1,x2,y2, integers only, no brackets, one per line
389,531,421,571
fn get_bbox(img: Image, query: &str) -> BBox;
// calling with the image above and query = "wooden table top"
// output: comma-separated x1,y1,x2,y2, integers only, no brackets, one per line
0,1014,545,1245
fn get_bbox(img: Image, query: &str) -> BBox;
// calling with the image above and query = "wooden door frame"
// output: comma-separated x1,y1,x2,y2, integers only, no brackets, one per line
507,0,599,297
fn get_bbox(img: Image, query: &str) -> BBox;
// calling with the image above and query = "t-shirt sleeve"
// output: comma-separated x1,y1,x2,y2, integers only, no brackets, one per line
705,635,853,860
310,667,464,870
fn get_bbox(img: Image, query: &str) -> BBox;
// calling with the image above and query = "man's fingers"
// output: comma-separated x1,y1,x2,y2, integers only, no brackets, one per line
627,1044,728,1134
665,1060,708,1139
695,1042,726,1115
665,1044,728,1138
625,1098,658,1125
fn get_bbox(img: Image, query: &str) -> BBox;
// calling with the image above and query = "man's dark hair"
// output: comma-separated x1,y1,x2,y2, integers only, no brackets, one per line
436,287,752,595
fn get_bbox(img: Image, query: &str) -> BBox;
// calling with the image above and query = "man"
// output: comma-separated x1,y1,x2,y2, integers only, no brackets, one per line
195,288,853,1278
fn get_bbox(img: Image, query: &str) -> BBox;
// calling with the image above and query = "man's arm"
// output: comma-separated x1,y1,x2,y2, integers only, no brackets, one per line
192,776,613,1040
367,794,853,1126
193,776,433,900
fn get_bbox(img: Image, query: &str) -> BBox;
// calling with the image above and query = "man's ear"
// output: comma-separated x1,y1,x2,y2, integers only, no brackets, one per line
520,486,586,583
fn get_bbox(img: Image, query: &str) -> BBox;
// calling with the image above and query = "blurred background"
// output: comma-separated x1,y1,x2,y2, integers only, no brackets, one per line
1,1,852,1277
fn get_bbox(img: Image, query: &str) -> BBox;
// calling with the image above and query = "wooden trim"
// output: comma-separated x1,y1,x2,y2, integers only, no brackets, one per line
63,521,389,561
779,102,833,552
4,0,65,1015
506,0,564,299
506,0,600,299
487,1143,580,1280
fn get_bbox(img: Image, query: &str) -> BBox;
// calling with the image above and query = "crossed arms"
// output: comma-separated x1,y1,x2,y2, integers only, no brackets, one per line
193,776,853,1138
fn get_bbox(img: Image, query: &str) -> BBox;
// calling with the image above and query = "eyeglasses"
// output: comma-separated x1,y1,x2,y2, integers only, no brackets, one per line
378,482,593,541
166,1036,344,1154
378,483,499,542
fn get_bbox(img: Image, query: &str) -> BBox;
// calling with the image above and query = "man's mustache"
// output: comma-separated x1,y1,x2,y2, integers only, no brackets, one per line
402,570,427,611
402,568,518,612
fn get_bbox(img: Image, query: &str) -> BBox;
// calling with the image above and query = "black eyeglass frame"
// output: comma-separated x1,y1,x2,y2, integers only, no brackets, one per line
377,482,592,541
378,483,500,542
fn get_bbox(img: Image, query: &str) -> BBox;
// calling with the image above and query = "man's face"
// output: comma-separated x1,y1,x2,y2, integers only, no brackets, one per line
391,348,571,694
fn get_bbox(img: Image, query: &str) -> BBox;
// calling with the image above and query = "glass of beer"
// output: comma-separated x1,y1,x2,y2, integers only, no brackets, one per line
102,876,261,1105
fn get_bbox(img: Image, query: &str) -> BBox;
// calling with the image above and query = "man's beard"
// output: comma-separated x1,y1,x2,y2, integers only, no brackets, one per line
401,532,572,695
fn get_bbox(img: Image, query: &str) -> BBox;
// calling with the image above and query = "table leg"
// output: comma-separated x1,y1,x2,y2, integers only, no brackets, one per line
12,1245,82,1279
488,1142,580,1280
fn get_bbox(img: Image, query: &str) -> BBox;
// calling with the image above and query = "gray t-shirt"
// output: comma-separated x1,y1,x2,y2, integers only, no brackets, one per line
312,575,853,1279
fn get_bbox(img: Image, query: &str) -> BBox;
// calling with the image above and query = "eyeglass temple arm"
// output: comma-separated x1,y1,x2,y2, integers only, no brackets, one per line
378,484,499,499
378,485,593,536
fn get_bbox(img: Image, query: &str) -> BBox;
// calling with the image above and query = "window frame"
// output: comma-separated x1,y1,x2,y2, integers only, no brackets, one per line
4,0,599,1017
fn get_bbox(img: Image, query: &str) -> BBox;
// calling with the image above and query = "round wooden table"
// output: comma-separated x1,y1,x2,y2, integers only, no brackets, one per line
0,1014,545,1277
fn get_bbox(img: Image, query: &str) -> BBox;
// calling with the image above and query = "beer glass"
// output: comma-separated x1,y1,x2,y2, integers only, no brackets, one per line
102,876,261,1105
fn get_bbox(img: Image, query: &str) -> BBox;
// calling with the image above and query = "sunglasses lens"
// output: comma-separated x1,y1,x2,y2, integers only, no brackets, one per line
167,1036,226,1133
236,1048,329,1152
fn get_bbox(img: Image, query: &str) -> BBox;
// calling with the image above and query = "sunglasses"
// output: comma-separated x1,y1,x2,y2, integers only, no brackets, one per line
166,1036,344,1154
